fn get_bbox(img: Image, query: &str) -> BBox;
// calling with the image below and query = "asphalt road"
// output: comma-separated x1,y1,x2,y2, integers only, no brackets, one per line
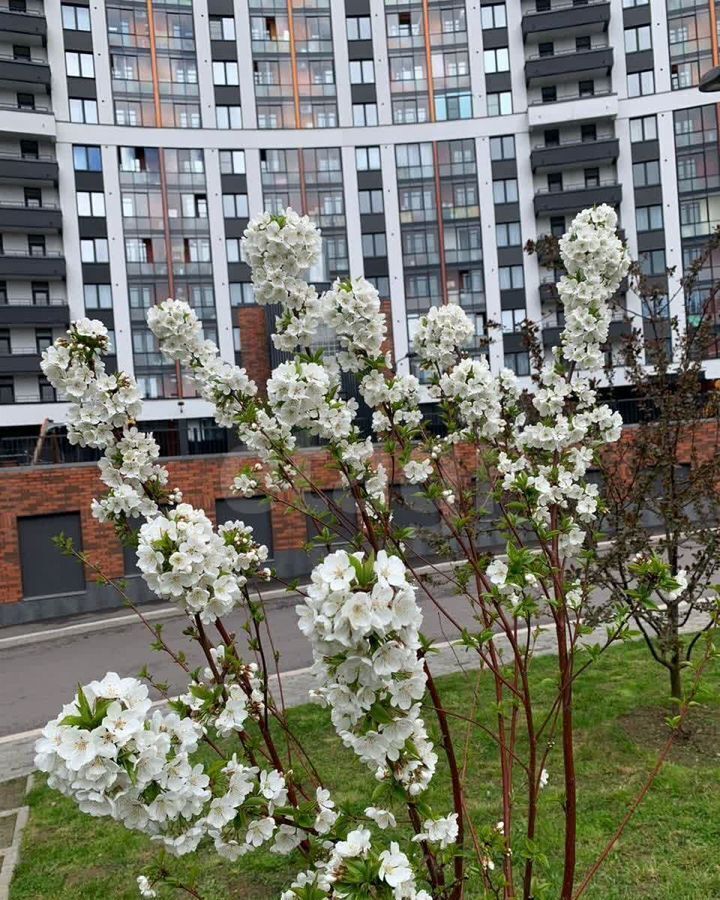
0,578,478,737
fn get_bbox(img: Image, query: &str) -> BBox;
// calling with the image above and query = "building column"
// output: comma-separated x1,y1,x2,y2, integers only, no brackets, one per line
649,0,672,95
608,0,629,99
656,110,686,345
234,0,258,128
505,0,528,113
44,0,69,122
100,144,135,376
204,148,235,364
615,118,643,333
475,136,503,373
55,142,84,320
379,143,408,371
330,6,353,128
88,0,114,125
514,130,541,327
341,146,364,277
465,0,485,118
369,0,393,126
192,0,218,130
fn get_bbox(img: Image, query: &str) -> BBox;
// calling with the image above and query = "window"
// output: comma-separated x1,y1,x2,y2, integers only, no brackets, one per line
359,189,384,214
219,150,245,174
36,329,53,353
548,172,563,192
584,167,600,188
14,45,30,61
28,235,46,256
230,283,254,306
24,187,41,208
17,93,35,110
65,51,95,78
356,146,381,170
226,238,242,263
0,376,14,404
353,103,378,126
490,135,515,160
636,205,663,232
69,98,98,123
502,308,525,333
361,232,387,257
80,238,109,263
0,329,10,354
625,25,652,53
346,16,371,40
0,282,7,304
627,70,654,97
493,178,518,204
209,16,235,40
550,216,565,237
496,221,521,247
349,59,375,84
484,47,510,73
222,193,249,218
640,249,666,275
539,42,554,58
212,61,239,85
576,36,591,51
630,115,657,142
73,145,102,171
62,4,91,30
487,92,512,116
541,86,557,103
481,4,506,28
20,140,38,159
623,0,648,5
18,513,85,597
499,265,524,290
579,80,595,97
76,191,105,217
504,350,530,376
216,106,242,128
9,0,27,10
84,284,112,309
32,282,49,305
633,159,660,187
544,129,560,147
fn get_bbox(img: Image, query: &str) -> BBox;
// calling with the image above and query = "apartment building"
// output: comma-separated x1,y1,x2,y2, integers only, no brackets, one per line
0,0,717,622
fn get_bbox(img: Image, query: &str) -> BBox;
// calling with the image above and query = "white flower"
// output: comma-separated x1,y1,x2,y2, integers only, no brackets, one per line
539,768,549,789
403,459,433,484
413,813,458,849
365,806,397,830
378,841,414,888
335,827,372,859
413,304,475,370
137,875,157,898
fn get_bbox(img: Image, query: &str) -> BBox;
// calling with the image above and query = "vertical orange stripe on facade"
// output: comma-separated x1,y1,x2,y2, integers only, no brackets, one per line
709,0,719,65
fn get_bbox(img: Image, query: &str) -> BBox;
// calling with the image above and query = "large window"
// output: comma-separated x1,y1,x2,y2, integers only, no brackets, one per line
73,145,102,171
65,51,94,78
61,4,91,30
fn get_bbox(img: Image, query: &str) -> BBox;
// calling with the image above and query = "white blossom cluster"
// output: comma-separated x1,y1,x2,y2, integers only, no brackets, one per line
323,277,388,372
136,505,269,622
434,356,515,440
297,550,437,795
556,204,630,371
413,304,475,371
242,208,323,306
266,360,357,442
147,299,257,429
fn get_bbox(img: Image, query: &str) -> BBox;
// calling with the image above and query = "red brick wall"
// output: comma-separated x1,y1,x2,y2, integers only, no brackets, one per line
236,306,271,391
3,414,716,606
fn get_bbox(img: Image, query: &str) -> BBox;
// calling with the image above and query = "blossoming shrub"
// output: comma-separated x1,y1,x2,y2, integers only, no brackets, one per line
36,205,690,900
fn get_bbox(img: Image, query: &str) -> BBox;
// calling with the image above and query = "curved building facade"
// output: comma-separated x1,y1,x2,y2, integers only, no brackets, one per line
0,0,719,619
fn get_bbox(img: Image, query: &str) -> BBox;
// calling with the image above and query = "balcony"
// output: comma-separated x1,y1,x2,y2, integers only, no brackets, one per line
0,8,47,39
0,301,68,326
0,202,62,231
0,349,41,374
0,55,50,87
530,137,619,172
541,325,563,348
528,89,617,128
0,152,58,183
534,180,622,216
523,0,610,40
525,46,613,85
0,252,65,278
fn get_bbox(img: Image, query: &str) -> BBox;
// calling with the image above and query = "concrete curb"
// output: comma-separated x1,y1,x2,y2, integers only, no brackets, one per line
0,774,32,900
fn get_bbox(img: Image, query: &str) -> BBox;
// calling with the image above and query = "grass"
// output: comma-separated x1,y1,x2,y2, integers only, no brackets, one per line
9,639,720,899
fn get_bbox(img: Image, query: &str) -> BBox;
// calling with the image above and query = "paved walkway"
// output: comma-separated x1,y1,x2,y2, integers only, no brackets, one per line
0,775,31,900
0,611,709,783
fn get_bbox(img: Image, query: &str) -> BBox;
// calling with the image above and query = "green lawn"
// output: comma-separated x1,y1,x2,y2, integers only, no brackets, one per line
10,639,720,899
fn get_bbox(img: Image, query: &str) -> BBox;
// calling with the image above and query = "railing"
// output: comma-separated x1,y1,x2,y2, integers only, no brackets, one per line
0,4,45,16
0,200,58,209
0,297,66,306
535,178,620,194
524,0,608,14
0,150,56,161
532,134,616,151
0,425,236,467
0,102,52,113
528,88,615,106
526,43,610,61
